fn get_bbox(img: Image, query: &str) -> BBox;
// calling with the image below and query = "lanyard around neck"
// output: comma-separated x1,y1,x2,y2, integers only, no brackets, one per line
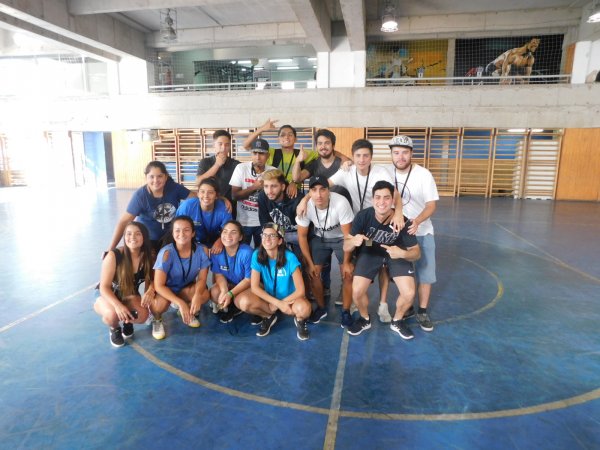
279,150,296,179
355,165,371,212
395,164,414,201
314,201,330,242
174,245,193,282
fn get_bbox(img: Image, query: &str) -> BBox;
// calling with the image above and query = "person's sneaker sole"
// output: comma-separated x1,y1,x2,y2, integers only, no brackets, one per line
347,322,371,336
152,332,166,340
390,324,414,340
418,322,434,332
109,331,125,348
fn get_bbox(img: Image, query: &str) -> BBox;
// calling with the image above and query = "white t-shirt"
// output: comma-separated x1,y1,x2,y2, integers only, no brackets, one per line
296,192,354,240
386,163,439,236
329,164,393,214
229,162,275,226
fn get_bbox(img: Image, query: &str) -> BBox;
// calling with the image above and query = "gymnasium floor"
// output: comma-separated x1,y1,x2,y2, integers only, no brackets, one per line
1,186,599,450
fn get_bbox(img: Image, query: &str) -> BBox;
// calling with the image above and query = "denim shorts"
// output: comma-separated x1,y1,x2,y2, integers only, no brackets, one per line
415,234,436,284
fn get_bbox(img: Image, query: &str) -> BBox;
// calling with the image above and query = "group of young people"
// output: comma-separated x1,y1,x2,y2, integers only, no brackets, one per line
94,120,439,348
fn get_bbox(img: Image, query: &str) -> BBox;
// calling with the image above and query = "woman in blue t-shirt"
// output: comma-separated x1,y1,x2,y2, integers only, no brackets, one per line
107,161,194,253
209,220,255,323
94,222,154,348
247,223,311,340
176,177,232,255
152,216,211,340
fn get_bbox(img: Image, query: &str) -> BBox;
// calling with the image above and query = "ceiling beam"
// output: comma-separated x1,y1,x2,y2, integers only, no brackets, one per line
146,21,307,50
339,0,365,51
287,0,331,52
69,0,236,15
366,7,582,39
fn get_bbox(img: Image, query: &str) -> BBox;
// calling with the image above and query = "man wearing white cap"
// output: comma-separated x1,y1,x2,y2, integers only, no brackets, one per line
386,135,439,332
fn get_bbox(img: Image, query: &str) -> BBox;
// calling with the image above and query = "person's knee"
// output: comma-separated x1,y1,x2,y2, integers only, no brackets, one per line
293,300,311,318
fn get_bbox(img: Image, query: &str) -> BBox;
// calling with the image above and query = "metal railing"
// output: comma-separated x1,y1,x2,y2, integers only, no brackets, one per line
366,74,571,87
149,80,317,93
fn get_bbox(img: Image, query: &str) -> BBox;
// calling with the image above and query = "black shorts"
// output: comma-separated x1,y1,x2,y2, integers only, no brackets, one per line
354,252,414,280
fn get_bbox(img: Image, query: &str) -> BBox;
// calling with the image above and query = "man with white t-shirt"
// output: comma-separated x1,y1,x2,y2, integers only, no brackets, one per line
387,135,439,332
230,138,275,247
296,176,355,327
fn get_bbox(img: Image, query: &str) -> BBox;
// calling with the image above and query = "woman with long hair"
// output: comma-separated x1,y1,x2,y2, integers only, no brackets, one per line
152,215,211,339
209,220,255,323
246,223,311,340
94,222,154,347
107,161,194,253
176,177,232,255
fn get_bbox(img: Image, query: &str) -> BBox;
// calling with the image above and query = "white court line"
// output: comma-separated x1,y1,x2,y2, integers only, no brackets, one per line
323,332,350,450
0,284,96,333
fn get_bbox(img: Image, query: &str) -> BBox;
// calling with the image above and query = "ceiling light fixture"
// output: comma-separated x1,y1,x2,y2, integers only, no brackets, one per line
160,9,177,43
381,1,398,33
277,66,299,70
268,58,293,63
588,1,600,23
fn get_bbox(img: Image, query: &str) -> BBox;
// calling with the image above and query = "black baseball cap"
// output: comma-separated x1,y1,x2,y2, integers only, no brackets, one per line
308,176,328,189
251,138,270,153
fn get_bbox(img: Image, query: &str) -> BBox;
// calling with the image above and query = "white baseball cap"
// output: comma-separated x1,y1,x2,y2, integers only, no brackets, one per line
388,135,413,149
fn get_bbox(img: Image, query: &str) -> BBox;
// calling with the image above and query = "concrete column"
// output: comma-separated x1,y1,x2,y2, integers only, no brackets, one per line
118,57,149,94
327,35,366,88
572,40,592,83
316,51,329,88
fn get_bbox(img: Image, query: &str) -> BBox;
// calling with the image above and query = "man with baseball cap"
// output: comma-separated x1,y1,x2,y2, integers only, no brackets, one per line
296,176,355,327
229,138,275,247
386,135,439,332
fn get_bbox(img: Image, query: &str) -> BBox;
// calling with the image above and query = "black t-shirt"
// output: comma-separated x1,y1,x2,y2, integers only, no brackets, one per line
257,190,305,233
350,207,417,258
196,156,240,202
304,156,353,208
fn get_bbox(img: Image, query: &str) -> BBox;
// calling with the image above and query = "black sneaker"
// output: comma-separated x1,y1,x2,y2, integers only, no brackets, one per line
416,312,434,332
308,307,327,324
256,313,278,337
403,305,415,319
294,318,310,341
122,322,134,339
390,319,414,340
219,304,241,324
347,316,371,336
340,310,353,328
250,315,263,326
109,327,125,347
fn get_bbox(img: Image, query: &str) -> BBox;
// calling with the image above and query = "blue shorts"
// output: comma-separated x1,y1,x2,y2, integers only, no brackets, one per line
415,234,436,284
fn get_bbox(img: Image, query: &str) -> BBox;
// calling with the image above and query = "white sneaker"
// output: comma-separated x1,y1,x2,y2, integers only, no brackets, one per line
152,319,166,340
378,303,392,323
188,316,201,328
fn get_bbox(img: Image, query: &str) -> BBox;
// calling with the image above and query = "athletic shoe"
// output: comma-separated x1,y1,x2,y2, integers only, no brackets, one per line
390,319,414,340
122,322,134,339
416,312,434,332
294,318,310,341
109,327,125,348
256,314,278,337
188,316,201,328
377,303,392,323
403,305,415,319
250,315,263,326
308,307,327,324
347,316,371,336
340,310,353,328
152,319,166,340
219,304,241,323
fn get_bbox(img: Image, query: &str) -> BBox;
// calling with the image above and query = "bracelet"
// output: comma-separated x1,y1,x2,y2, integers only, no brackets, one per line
228,290,235,300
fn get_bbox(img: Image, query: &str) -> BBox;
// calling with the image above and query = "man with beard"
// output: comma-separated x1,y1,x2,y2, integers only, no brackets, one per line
386,135,439,332
344,181,420,338
229,139,275,247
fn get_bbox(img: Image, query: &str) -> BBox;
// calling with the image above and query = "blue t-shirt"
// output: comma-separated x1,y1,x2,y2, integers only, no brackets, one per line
176,198,232,246
154,243,210,293
210,243,253,285
127,179,190,241
251,249,301,300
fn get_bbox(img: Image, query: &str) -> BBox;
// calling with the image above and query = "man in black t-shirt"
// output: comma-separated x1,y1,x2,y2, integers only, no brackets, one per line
344,181,420,339
196,130,240,206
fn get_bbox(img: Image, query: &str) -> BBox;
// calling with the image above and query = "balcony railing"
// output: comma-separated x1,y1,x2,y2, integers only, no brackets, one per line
366,74,571,87
149,80,317,93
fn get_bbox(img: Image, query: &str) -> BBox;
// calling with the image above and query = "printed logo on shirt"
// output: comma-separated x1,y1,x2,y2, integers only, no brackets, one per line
153,203,176,224
219,265,230,271
367,227,399,245
269,208,294,231
276,267,287,277
315,223,340,233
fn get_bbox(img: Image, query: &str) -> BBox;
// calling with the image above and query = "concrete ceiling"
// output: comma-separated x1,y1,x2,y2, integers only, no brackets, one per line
0,0,591,60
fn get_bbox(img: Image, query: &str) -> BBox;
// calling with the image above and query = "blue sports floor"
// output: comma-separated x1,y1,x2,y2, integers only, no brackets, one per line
1,186,599,449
